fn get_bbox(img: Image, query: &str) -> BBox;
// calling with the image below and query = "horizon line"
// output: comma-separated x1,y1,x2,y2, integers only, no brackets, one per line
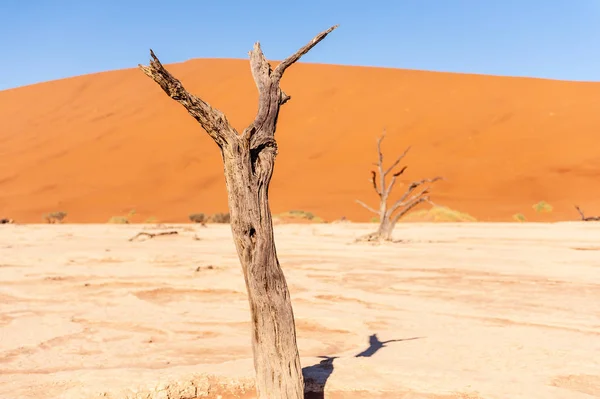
2,57,600,92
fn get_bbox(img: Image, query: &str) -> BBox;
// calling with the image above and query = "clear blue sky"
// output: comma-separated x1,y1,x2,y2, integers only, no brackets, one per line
2,0,600,90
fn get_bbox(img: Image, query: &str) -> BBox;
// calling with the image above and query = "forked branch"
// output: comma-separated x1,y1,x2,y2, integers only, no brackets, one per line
243,25,339,144
140,25,339,160
390,185,433,224
389,177,444,215
575,205,600,221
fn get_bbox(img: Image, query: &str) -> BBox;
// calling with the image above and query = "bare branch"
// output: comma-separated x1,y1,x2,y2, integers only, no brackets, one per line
248,43,292,105
389,177,443,214
242,27,337,146
128,231,179,242
273,25,339,80
384,166,408,197
399,184,431,210
139,50,236,147
355,200,379,214
384,147,411,176
243,42,279,143
394,166,408,177
280,91,291,104
249,42,273,92
376,132,386,197
391,196,430,225
370,171,381,196
575,205,600,221
376,132,385,168
248,43,291,105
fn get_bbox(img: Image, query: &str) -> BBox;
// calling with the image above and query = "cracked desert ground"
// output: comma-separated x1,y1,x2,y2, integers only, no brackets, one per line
1,222,599,399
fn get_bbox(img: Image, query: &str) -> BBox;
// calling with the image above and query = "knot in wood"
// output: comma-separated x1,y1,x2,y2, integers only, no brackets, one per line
250,135,277,152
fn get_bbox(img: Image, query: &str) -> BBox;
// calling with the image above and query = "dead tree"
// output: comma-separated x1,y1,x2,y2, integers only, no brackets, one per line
139,26,338,399
575,205,600,221
356,131,443,242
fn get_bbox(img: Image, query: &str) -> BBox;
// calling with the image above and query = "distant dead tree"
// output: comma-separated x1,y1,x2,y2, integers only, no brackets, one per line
356,131,443,242
575,205,600,221
139,25,338,399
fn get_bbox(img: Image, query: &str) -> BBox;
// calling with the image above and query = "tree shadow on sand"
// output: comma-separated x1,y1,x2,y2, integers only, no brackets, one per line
302,333,423,398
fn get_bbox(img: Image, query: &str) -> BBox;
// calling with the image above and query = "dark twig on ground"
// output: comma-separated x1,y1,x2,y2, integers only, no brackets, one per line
575,205,600,221
128,231,179,242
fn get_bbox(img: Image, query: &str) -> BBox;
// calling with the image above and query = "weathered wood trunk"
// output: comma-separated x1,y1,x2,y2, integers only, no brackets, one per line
376,214,394,241
139,26,338,399
222,139,304,398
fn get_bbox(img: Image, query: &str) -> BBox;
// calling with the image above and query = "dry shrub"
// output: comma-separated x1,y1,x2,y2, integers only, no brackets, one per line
189,213,207,224
108,216,129,224
44,211,67,223
276,210,324,223
331,216,350,224
402,205,477,222
512,213,526,222
108,209,136,224
532,200,553,213
208,212,230,223
189,212,230,224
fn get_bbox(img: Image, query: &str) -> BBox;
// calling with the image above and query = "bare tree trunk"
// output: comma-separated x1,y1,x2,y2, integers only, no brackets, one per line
376,215,393,240
139,26,338,399
222,139,304,397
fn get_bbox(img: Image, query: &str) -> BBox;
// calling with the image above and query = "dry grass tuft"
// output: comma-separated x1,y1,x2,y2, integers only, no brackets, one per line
402,205,477,222
274,210,324,224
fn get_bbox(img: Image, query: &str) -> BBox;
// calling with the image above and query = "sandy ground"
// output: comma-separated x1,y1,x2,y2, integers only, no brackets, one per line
2,59,600,223
1,222,599,399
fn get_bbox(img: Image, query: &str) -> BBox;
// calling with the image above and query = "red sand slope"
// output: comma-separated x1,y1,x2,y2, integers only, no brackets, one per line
1,59,599,223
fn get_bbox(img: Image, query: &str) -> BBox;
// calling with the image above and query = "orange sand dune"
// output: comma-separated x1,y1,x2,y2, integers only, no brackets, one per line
1,59,599,223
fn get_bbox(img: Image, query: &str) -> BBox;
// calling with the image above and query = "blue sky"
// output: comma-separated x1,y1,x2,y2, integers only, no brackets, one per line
2,0,600,90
